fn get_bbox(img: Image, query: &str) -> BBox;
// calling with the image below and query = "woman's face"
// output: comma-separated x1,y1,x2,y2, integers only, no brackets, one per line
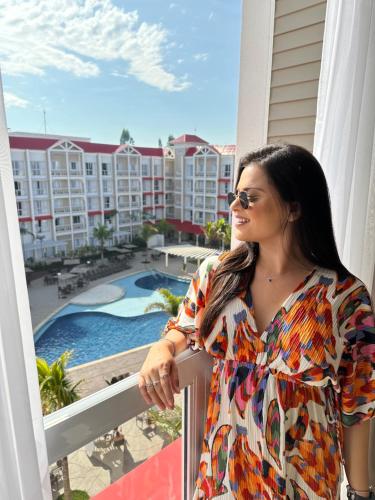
230,163,291,243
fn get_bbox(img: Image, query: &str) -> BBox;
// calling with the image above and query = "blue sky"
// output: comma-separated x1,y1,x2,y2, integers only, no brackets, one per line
1,0,241,147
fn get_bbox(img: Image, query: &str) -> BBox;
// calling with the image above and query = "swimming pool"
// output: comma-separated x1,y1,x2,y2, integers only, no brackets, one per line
34,271,190,367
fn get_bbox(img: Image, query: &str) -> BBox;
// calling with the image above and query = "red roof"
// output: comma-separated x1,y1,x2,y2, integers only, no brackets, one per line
185,147,197,156
9,136,164,156
166,218,204,235
212,144,236,155
9,137,58,150
171,134,208,145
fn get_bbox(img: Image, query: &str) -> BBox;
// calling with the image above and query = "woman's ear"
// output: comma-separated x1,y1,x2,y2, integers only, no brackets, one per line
288,201,301,222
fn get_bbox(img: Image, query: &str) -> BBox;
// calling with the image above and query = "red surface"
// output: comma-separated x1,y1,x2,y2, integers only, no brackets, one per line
185,147,197,156
88,210,102,216
34,214,53,220
218,178,231,182
9,137,58,150
18,217,32,222
166,218,204,235
91,438,182,500
217,195,227,199
171,134,208,145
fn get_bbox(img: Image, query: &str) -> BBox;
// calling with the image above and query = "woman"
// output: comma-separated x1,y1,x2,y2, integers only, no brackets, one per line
139,144,375,499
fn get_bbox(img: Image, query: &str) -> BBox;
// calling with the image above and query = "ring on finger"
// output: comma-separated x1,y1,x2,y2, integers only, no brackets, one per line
145,382,154,389
160,373,170,379
152,380,161,385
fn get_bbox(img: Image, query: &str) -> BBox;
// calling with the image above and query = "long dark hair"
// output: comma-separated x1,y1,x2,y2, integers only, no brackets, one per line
199,143,349,339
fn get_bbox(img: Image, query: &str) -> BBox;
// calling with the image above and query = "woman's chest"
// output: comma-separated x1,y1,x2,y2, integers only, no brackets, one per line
204,295,344,377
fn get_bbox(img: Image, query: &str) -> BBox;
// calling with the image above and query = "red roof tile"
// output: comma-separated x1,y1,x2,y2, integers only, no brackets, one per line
171,134,208,145
9,137,58,150
212,144,236,155
185,147,197,156
166,218,204,235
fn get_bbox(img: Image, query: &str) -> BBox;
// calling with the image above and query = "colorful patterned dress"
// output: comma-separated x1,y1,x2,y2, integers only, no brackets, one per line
164,255,375,499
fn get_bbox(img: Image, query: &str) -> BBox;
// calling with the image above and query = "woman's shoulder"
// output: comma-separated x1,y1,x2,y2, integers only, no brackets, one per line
316,265,372,305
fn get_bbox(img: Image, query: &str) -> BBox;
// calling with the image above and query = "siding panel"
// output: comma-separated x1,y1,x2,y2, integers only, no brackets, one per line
274,2,326,35
272,42,323,70
267,0,327,151
270,80,320,104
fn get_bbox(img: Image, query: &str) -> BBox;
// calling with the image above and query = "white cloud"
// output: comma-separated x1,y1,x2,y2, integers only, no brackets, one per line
177,59,184,64
111,70,129,79
193,53,209,62
3,91,29,108
169,3,176,8
208,12,214,21
0,0,190,92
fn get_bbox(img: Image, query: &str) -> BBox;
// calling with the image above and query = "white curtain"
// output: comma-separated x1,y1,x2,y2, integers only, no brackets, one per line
314,0,375,292
314,0,375,488
0,74,51,498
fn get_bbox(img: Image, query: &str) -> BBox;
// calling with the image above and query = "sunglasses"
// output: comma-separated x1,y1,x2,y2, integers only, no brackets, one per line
227,191,254,210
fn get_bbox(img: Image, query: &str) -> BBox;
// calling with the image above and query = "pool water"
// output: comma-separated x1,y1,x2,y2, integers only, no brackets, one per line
34,271,190,367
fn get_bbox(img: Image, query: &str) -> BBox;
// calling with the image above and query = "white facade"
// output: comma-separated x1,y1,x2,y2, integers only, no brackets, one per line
10,133,235,260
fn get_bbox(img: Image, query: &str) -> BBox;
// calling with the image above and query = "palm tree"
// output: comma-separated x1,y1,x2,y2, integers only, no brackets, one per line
155,219,175,241
146,405,182,442
202,221,219,247
144,288,184,317
93,223,114,260
37,351,82,500
215,218,231,250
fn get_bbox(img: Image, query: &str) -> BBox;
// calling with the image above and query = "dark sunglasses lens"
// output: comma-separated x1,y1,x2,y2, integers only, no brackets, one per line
238,192,249,209
227,192,235,206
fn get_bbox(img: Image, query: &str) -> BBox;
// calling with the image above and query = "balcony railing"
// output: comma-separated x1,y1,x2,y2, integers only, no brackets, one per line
53,188,69,195
72,206,85,213
33,189,47,196
44,349,211,499
73,223,86,230
70,187,84,194
54,207,70,214
55,225,71,232
51,170,67,177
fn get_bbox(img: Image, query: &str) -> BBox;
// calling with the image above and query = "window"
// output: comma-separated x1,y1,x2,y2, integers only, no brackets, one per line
142,163,149,176
89,216,95,227
70,161,77,170
73,215,80,224
142,195,147,206
154,180,160,191
37,220,42,233
17,202,22,216
154,194,159,205
104,196,110,209
31,161,41,176
35,200,42,214
14,181,21,196
131,195,137,204
102,163,109,176
224,164,231,177
85,162,93,176
55,218,60,226
224,182,229,194
12,160,20,176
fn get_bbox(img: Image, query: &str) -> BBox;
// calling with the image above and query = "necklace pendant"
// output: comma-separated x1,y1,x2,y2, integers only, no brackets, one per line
267,277,272,282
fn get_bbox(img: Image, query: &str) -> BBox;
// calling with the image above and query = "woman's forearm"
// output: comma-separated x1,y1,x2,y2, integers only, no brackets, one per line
343,420,371,497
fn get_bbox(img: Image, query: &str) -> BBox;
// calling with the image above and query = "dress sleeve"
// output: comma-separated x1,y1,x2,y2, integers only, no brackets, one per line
163,255,220,350
337,282,375,426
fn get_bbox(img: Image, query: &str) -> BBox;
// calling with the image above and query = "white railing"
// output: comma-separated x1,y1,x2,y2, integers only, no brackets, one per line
72,206,85,213
33,189,47,196
44,349,212,499
117,169,128,176
53,188,69,195
73,223,86,230
70,188,84,194
55,225,71,232
54,207,70,214
51,170,67,177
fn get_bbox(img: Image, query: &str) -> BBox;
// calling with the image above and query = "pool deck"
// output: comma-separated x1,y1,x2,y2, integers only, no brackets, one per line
71,283,125,306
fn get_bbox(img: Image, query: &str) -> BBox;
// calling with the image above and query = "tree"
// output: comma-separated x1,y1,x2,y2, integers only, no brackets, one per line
93,223,114,260
140,222,159,243
158,138,163,148
120,128,135,145
167,134,175,146
146,405,182,442
144,288,184,317
202,219,231,249
37,351,82,500
155,219,175,241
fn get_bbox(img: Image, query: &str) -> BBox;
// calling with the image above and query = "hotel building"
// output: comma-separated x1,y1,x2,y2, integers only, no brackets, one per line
9,132,235,259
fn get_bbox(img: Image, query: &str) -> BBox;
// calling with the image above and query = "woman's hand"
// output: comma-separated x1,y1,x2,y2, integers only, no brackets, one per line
138,342,180,410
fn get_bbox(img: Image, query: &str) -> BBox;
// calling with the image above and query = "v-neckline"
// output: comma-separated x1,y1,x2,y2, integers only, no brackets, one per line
245,267,318,335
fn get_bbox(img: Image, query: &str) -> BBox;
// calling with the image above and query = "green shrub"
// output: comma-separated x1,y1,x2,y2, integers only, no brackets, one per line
57,490,89,500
